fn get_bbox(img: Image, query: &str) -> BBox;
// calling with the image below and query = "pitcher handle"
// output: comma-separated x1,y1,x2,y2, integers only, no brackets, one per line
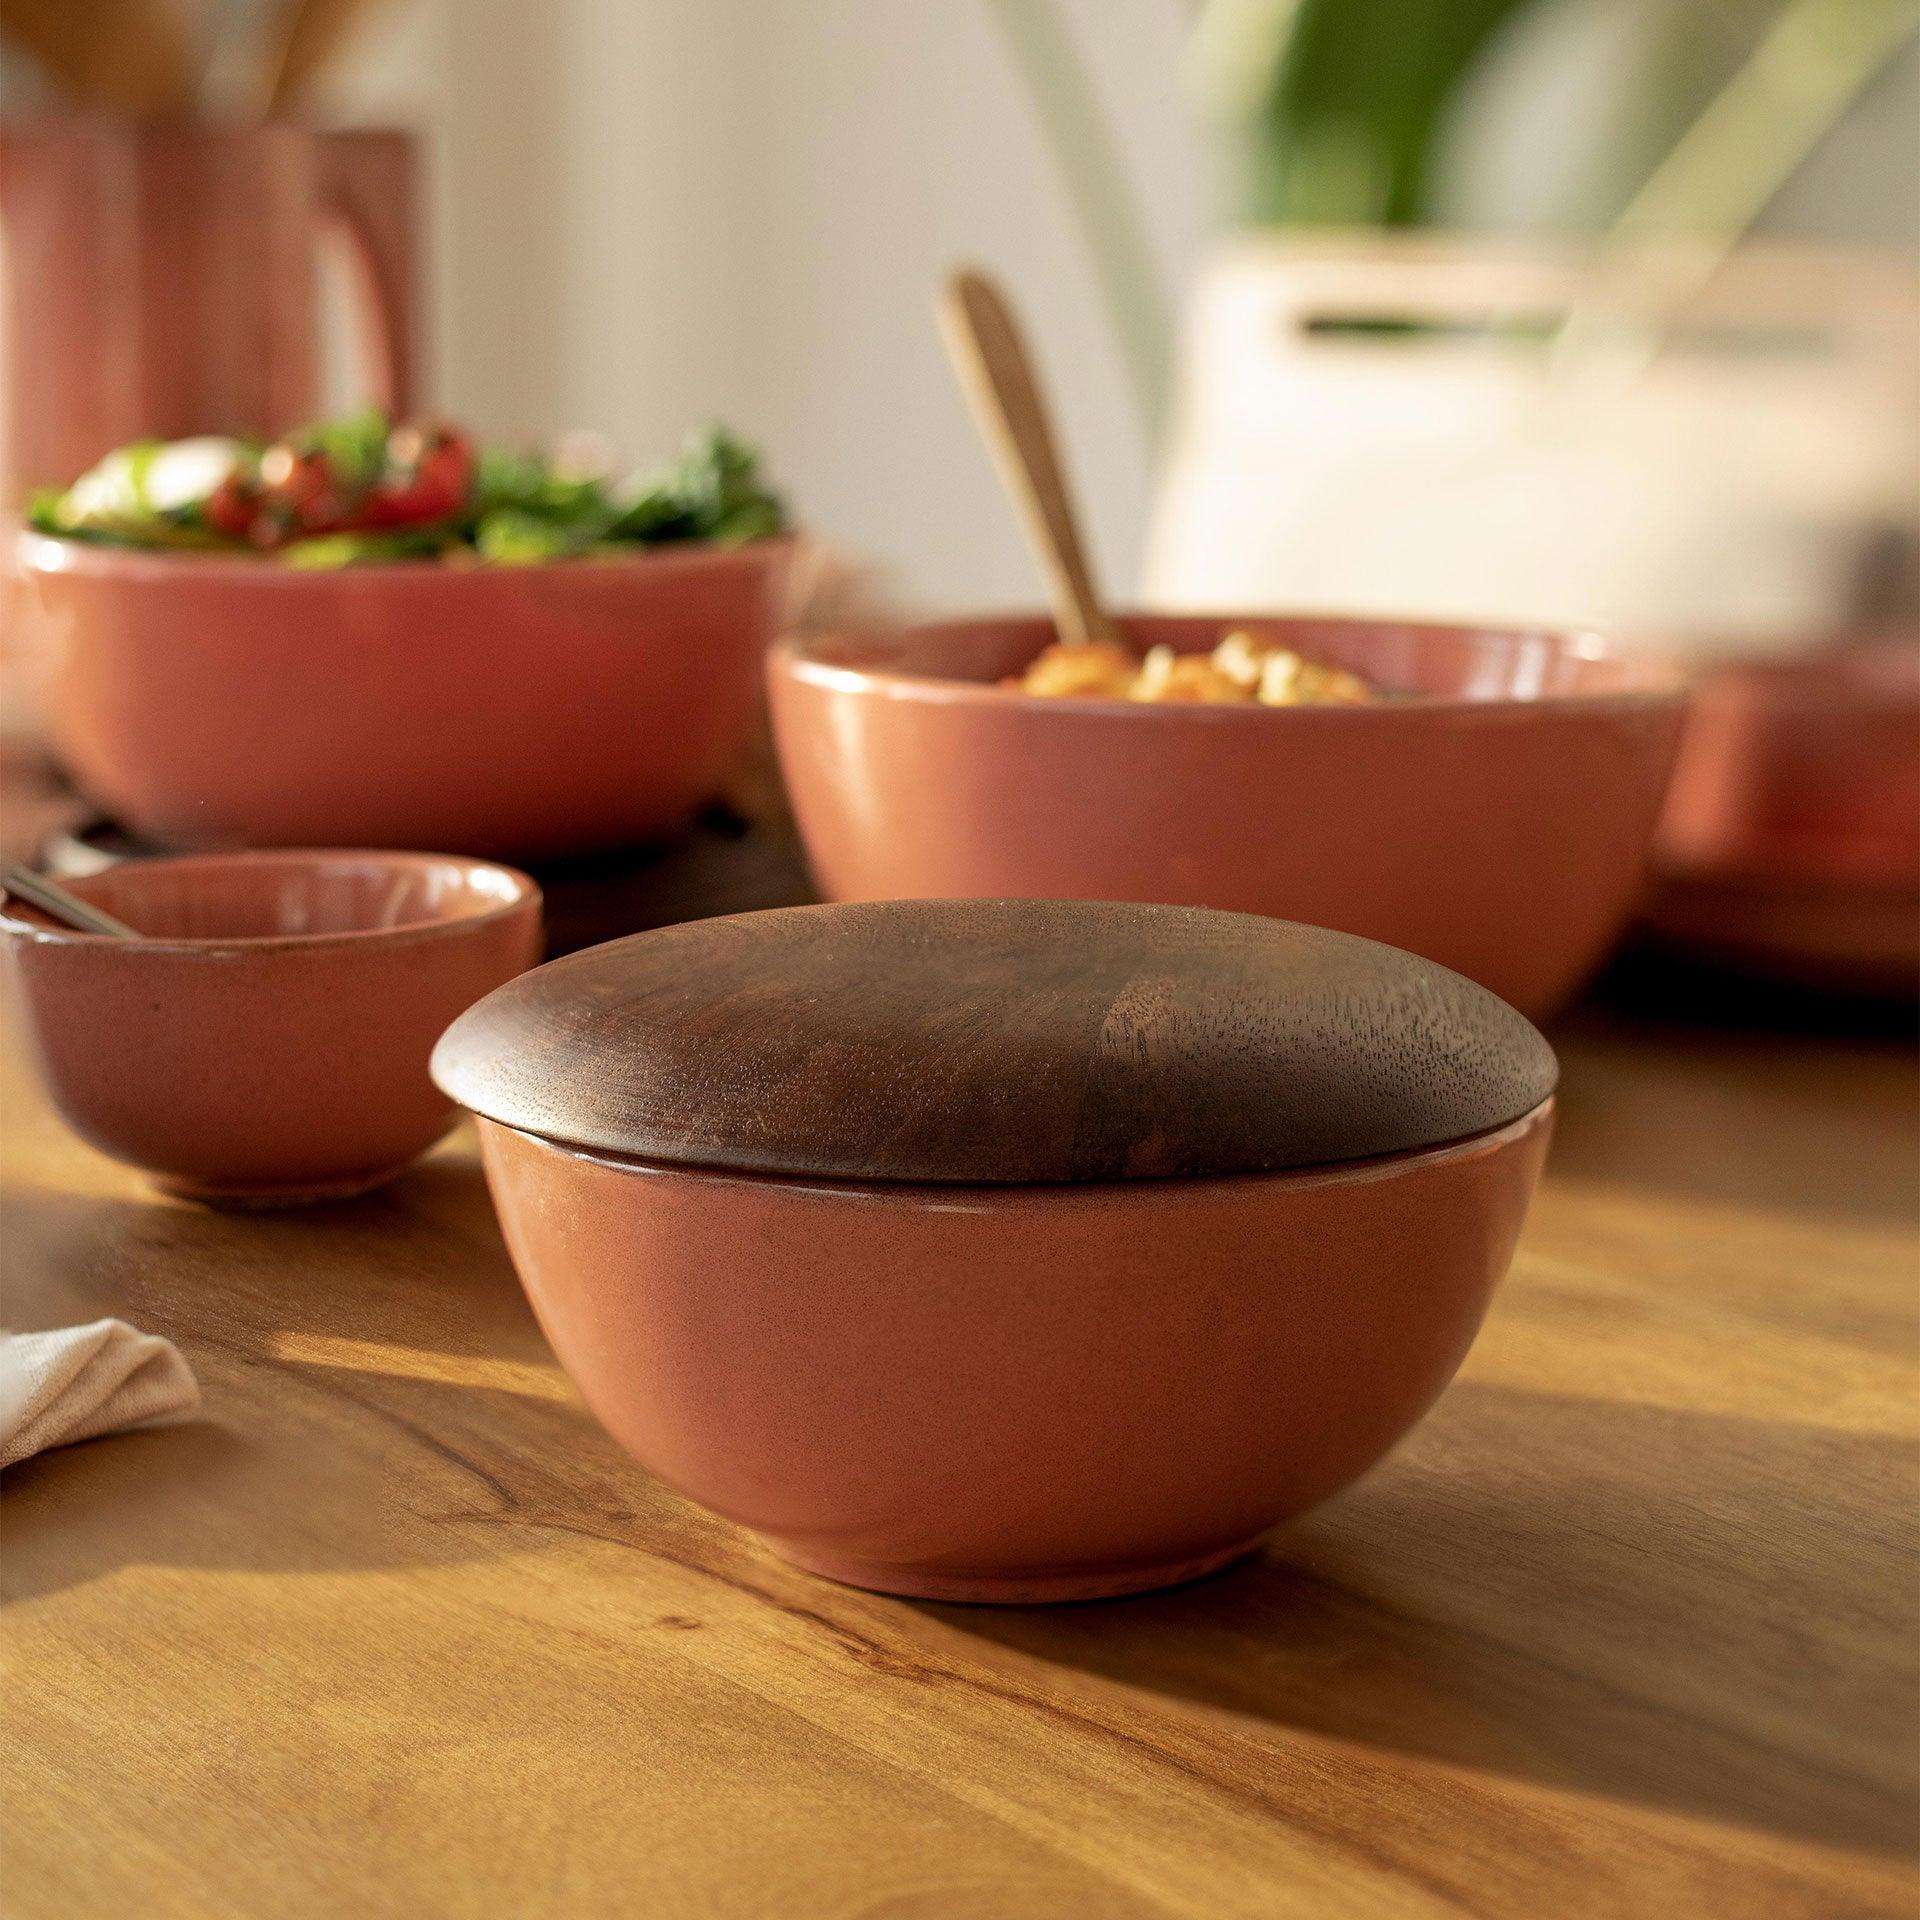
315,130,417,417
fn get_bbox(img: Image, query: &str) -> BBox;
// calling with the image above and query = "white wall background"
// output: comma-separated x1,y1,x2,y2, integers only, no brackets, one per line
335,0,1208,612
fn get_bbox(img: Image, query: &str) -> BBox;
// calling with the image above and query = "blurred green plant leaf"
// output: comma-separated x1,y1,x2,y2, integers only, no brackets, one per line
1195,0,1540,224
1191,0,1918,233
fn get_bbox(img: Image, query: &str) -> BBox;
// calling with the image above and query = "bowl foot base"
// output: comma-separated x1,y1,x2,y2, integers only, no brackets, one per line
152,1168,403,1209
766,1533,1268,1605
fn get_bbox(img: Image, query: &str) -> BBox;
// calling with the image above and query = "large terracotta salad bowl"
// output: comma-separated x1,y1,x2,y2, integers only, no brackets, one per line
14,417,794,857
20,534,790,857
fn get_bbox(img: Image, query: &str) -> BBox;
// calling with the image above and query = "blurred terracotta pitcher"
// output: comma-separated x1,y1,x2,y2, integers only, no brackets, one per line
0,122,416,501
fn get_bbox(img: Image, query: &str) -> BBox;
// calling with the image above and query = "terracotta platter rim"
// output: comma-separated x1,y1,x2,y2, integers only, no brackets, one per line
0,848,542,954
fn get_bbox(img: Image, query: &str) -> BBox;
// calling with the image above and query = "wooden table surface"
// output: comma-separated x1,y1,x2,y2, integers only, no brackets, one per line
4,938,1917,1916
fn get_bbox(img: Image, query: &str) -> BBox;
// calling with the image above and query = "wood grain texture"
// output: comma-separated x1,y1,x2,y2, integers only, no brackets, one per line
430,898,1558,1184
4,989,1916,1916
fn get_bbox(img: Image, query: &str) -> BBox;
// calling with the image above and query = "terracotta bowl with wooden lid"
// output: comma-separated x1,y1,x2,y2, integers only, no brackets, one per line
768,612,1687,1019
435,898,1555,1604
4,850,542,1204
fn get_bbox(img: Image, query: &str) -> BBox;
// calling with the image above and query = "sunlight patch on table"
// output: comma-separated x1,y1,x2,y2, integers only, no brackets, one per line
267,1331,574,1403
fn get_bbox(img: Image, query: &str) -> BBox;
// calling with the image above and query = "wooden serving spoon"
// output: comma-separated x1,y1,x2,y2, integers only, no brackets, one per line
938,266,1121,652
0,0,197,118
0,858,138,939
253,0,389,120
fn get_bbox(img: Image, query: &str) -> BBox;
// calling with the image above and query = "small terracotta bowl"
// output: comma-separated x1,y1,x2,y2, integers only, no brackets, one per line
769,612,1688,1018
434,898,1558,1603
3,850,542,1204
15,534,792,857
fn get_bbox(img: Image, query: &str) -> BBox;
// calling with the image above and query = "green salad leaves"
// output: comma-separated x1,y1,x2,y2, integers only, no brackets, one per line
27,415,787,568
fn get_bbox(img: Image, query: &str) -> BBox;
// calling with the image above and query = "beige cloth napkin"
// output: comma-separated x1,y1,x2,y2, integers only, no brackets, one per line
0,1319,200,1469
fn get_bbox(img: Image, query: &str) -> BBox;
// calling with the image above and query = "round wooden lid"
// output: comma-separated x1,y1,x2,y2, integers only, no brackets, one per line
432,900,1556,1184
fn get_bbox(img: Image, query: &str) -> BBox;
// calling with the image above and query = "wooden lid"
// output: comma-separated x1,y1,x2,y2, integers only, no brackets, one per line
432,900,1556,1184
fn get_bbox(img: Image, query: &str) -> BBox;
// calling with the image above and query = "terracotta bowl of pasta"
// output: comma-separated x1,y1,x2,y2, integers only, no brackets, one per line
768,610,1687,1019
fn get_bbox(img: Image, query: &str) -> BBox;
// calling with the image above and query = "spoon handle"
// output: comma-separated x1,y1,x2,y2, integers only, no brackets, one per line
938,266,1120,652
0,858,139,938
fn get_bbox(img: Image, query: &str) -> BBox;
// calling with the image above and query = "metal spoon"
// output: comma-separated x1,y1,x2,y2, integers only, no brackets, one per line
0,857,139,938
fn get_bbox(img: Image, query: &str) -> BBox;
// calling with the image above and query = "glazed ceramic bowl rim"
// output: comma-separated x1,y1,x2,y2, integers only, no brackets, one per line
16,528,792,588
474,1095,1555,1198
0,848,542,955
774,609,1687,718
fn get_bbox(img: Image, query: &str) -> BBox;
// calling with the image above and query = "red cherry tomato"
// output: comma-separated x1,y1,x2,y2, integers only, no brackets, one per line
205,474,260,540
225,418,474,546
354,424,475,531
251,444,352,542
